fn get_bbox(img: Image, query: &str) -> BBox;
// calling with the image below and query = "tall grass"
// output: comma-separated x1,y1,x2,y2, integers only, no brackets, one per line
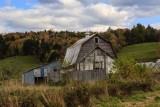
0,77,155,107
0,57,158,107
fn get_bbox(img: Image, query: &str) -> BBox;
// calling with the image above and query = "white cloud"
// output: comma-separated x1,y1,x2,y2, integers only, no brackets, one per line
108,0,160,7
0,0,131,33
151,23,160,29
108,0,160,19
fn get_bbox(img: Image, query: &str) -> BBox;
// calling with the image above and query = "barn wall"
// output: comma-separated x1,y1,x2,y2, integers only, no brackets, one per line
48,70,61,83
46,62,61,73
77,35,115,62
66,69,106,82
84,49,105,70
24,70,35,84
76,48,114,74
46,62,62,83
23,62,62,85
106,56,114,73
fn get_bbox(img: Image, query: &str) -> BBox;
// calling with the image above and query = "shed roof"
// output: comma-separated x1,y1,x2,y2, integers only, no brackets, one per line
24,61,61,73
63,34,116,67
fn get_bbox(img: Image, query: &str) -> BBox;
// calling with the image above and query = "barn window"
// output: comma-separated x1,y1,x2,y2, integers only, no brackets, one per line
53,69,57,72
95,61,103,69
94,37,99,43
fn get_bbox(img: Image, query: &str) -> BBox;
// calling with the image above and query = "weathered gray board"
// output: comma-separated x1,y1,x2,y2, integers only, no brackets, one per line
48,70,61,83
23,62,61,84
66,69,106,82
23,70,35,84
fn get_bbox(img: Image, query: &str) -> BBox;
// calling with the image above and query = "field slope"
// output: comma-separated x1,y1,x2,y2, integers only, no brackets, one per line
118,42,160,62
0,56,42,77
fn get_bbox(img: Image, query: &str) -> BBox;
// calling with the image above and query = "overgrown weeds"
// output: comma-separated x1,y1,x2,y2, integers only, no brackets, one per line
0,57,158,106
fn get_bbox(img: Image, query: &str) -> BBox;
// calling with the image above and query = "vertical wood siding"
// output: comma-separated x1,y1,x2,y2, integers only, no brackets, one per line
24,70,35,84
77,36,115,62
66,69,106,82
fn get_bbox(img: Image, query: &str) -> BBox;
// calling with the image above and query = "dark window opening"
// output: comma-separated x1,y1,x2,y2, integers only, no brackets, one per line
95,61,103,69
35,77,45,84
53,69,57,72
95,37,99,43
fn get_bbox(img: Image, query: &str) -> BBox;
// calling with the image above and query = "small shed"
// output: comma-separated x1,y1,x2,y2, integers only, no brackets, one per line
22,62,61,85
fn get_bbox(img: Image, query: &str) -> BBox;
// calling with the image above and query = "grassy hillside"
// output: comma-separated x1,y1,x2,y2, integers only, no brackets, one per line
0,56,42,77
118,42,160,62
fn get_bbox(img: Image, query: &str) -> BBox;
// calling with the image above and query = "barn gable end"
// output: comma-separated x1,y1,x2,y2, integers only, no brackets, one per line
77,34,116,62
63,34,117,67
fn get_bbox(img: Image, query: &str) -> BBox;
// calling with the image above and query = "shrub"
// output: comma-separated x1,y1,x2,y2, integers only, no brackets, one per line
112,57,154,81
89,82,108,98
109,57,154,96
154,96,160,102
63,82,91,107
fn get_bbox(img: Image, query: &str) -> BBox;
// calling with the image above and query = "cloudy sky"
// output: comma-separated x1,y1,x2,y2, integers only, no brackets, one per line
0,0,160,33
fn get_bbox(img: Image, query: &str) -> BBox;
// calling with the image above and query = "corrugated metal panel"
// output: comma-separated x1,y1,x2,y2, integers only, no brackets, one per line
63,35,94,67
34,69,41,77
41,68,44,77
23,62,61,84
44,68,47,77
24,70,35,84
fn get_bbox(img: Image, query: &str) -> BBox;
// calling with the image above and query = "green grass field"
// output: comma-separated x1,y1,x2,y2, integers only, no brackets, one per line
0,56,42,76
118,42,160,62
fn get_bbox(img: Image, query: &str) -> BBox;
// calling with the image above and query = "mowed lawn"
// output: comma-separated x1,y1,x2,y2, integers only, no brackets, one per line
0,56,42,77
118,42,160,62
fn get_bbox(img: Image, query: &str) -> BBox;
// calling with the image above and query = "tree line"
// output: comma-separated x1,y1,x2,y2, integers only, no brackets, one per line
0,23,159,62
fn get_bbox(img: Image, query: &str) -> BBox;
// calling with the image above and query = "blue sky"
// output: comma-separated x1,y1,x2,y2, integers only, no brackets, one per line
0,0,38,9
132,16,160,28
0,0,160,33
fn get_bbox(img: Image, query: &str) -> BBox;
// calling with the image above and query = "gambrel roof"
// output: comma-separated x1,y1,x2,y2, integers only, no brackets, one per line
63,34,117,67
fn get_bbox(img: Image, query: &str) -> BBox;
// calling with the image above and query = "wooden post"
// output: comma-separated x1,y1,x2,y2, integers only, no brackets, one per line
83,59,85,71
78,63,80,81
93,52,96,80
93,52,95,70
104,52,107,76
79,63,80,71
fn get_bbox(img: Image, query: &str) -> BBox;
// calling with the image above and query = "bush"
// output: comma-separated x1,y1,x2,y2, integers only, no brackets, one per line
107,80,153,97
112,57,154,81
89,82,108,98
109,57,154,96
63,82,91,107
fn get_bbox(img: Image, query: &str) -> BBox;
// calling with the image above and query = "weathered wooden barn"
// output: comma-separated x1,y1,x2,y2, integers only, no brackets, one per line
22,62,61,84
63,33,117,81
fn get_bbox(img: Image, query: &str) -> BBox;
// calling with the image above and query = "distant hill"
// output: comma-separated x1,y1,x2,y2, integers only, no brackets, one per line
0,56,42,77
118,42,160,62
